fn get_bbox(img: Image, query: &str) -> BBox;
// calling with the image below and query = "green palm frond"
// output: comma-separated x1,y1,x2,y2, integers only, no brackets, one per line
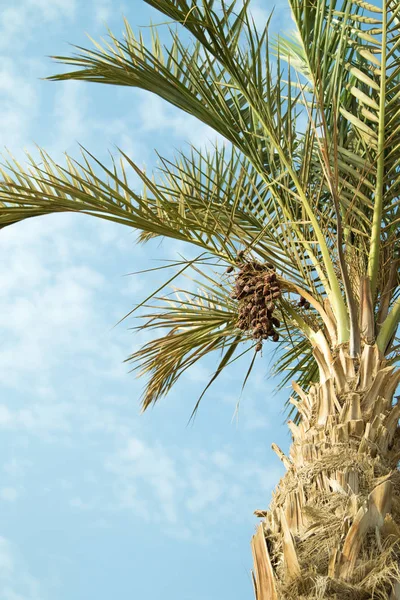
125,268,241,411
0,143,322,285
124,261,322,418
43,5,352,331
0,0,399,417
274,0,400,352
280,0,400,274
0,146,236,261
149,145,327,290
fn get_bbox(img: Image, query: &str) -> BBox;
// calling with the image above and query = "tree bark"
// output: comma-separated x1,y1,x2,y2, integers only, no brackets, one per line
252,343,400,599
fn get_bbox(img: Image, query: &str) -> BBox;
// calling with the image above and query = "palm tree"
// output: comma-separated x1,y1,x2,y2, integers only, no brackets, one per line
1,0,400,597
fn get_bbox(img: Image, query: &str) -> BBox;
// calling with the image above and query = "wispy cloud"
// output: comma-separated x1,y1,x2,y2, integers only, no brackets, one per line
136,93,226,151
103,435,283,539
26,0,76,21
0,488,18,502
0,1,76,51
0,215,119,392
93,0,121,25
105,437,182,525
0,537,43,600
3,459,32,478
0,58,39,155
0,2,292,600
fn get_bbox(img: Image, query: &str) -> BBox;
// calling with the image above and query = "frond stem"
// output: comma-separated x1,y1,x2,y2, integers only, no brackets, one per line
368,0,387,299
280,280,337,345
377,295,400,355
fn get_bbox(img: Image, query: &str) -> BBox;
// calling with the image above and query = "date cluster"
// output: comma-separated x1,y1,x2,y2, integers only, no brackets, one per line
229,260,281,351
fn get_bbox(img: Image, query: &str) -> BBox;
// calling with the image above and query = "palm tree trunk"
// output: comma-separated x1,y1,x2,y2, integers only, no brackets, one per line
251,343,400,599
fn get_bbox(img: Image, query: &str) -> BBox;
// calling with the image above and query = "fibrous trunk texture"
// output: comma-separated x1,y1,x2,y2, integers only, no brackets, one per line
252,343,400,599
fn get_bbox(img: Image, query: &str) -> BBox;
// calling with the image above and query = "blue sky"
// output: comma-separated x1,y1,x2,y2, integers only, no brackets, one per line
0,1,296,599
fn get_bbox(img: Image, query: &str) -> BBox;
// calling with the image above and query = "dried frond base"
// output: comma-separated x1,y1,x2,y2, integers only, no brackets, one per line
252,343,400,600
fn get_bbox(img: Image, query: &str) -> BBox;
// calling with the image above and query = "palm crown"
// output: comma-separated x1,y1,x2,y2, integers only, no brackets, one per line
0,0,399,418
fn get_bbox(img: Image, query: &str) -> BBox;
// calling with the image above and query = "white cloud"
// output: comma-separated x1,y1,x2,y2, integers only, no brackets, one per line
0,395,139,444
211,451,233,470
0,215,124,392
185,465,223,512
0,537,43,600
106,437,182,524
112,484,150,521
0,403,72,435
0,2,76,52
49,82,90,157
93,0,113,24
3,459,32,478
0,406,12,427
103,435,282,539
70,496,91,510
137,93,226,151
0,488,18,502
221,390,276,431
236,0,293,33
0,9,30,50
0,58,39,155
248,3,269,31
0,538,14,573
0,60,36,110
26,0,76,21
182,363,211,384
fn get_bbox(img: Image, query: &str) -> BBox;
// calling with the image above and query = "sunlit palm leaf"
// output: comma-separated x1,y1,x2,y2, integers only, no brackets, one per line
125,272,240,410
0,0,399,417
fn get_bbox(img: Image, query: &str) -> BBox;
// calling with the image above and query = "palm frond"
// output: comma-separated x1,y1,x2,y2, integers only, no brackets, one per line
0,0,399,416
280,0,400,298
44,4,351,332
125,270,241,411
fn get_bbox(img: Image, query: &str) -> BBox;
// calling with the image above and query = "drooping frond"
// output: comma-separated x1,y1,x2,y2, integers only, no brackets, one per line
279,0,400,295
125,269,242,411
0,143,324,285
0,146,239,262
0,0,399,414
124,261,320,420
45,5,356,330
